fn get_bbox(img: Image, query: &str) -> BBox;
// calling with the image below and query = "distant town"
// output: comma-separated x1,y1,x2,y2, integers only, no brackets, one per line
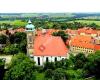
0,13,100,80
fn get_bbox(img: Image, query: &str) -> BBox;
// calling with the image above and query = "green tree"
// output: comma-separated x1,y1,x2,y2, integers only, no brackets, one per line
74,53,87,69
52,23,61,29
84,51,100,79
3,44,19,55
18,40,27,53
10,32,26,44
9,32,27,54
53,68,67,80
89,23,98,29
4,53,36,80
0,35,7,44
64,53,75,69
45,69,53,79
66,69,84,80
55,61,63,69
0,59,5,80
8,53,31,67
61,23,67,30
54,59,70,69
52,30,69,43
44,62,55,70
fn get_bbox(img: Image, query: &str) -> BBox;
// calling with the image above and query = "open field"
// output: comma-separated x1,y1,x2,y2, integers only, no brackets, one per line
0,19,100,29
75,20,100,26
0,20,27,27
68,20,100,29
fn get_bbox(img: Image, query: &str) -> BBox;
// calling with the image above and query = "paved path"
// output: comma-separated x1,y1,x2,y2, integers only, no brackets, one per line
0,55,13,64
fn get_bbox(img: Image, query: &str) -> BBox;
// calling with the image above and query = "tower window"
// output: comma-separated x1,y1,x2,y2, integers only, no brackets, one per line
29,44,32,48
38,57,40,65
29,36,32,42
26,28,33,30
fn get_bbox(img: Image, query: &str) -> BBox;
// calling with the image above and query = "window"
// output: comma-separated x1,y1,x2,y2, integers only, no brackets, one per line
26,28,29,30
38,57,40,65
29,36,32,42
26,28,33,30
46,57,49,62
62,58,64,60
55,57,57,62
29,44,32,48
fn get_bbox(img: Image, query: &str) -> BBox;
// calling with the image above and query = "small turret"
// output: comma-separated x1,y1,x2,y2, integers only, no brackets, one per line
25,20,35,32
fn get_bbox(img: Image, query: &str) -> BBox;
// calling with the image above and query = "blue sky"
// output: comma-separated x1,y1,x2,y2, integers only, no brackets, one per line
0,0,100,13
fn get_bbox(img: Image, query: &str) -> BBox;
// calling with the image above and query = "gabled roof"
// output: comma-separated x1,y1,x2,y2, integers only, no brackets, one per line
70,35,95,49
36,29,57,36
34,35,68,56
15,28,25,32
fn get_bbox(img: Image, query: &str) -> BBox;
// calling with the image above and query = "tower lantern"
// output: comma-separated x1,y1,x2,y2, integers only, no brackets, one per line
25,20,35,57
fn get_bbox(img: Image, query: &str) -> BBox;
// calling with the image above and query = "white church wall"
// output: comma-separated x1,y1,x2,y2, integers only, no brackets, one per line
34,56,66,66
34,56,38,65
34,56,43,65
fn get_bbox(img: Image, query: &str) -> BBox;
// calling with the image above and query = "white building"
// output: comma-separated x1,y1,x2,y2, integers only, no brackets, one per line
25,20,68,66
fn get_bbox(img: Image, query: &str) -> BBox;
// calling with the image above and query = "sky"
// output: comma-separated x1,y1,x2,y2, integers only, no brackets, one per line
0,0,100,13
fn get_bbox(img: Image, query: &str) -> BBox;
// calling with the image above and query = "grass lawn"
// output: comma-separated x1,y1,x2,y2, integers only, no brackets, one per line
36,72,45,80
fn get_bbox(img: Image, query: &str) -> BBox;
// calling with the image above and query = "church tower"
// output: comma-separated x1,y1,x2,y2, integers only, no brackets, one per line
25,20,35,57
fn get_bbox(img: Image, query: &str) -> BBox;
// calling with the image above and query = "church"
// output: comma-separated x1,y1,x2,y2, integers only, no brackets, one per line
25,20,68,66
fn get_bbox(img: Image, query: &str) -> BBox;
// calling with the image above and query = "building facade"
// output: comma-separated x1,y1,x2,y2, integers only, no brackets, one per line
25,20,68,66
69,35,100,55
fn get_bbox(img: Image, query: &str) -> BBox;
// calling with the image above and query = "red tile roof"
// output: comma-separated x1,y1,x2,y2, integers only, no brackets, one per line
34,35,68,56
47,29,57,35
97,31,100,36
14,28,25,32
70,35,95,49
66,29,77,34
95,45,100,50
36,29,57,36
78,28,97,34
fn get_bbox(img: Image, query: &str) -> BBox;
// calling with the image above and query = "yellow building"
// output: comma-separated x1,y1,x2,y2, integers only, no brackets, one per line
69,35,97,55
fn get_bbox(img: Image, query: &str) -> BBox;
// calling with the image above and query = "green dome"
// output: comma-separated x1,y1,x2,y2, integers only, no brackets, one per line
25,20,35,31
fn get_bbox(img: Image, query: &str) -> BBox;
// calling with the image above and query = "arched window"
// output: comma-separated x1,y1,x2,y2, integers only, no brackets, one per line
38,57,40,65
55,57,57,62
46,57,49,62
29,36,32,43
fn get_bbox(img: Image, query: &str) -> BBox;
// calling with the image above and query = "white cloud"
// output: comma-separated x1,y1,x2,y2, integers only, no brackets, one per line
0,0,100,13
